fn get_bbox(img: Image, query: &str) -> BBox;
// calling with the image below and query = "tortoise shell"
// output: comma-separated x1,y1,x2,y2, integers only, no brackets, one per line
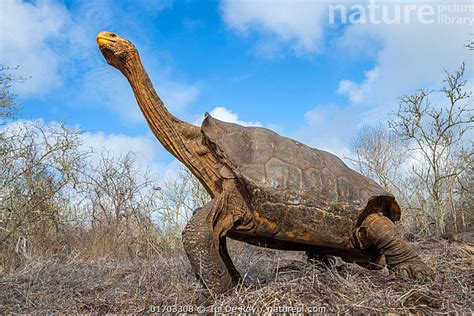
201,115,401,227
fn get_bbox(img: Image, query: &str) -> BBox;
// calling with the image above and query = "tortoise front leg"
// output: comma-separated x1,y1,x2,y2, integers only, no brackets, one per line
219,237,241,285
192,206,241,283
182,192,245,295
357,213,432,279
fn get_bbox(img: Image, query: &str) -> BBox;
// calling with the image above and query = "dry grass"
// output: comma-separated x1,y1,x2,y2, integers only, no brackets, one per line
0,237,472,314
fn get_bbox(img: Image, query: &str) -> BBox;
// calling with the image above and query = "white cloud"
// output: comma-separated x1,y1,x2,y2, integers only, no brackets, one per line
337,67,379,104
220,0,330,55
0,0,72,95
80,131,159,164
194,106,262,127
336,3,472,113
295,104,356,159
3,115,276,184
79,129,187,182
220,0,471,110
0,0,199,123
220,0,472,158
209,106,263,126
2,119,178,181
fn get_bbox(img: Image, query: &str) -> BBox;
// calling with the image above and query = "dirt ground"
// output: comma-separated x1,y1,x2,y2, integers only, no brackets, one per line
1,237,472,314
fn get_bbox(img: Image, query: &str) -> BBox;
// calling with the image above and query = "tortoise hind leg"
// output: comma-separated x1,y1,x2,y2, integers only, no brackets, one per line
357,213,432,279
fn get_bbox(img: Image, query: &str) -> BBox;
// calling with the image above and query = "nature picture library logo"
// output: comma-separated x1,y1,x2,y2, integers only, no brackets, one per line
328,0,474,25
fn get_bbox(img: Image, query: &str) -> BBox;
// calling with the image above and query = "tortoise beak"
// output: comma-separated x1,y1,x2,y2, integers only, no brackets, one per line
96,31,116,48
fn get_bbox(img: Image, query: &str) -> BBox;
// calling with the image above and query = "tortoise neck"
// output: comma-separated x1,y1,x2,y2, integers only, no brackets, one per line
123,57,196,158
121,56,222,196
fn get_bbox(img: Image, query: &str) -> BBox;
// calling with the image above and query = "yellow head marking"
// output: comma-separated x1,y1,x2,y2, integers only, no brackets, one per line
96,32,117,48
97,37,110,47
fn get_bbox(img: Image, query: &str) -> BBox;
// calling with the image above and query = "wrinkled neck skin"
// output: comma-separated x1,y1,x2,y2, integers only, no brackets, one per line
117,54,223,197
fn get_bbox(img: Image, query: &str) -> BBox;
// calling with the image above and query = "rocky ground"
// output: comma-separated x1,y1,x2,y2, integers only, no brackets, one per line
1,236,472,314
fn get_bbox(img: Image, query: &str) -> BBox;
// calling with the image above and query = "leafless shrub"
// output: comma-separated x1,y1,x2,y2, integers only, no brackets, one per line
0,120,209,272
352,63,473,236
0,65,24,124
153,167,210,247
349,124,408,192
0,121,85,273
390,63,473,235
75,153,164,259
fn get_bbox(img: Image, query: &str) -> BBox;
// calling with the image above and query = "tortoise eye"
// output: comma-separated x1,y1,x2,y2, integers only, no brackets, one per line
109,33,117,38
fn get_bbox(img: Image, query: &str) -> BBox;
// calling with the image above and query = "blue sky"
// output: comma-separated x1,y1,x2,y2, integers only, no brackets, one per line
1,0,472,178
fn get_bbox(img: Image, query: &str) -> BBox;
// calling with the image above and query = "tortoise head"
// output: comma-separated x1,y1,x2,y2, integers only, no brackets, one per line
96,31,138,72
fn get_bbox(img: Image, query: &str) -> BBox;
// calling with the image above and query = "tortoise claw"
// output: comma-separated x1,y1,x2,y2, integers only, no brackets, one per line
390,261,433,281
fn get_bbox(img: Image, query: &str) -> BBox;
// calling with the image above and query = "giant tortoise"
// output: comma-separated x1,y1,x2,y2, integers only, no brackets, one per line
96,31,431,295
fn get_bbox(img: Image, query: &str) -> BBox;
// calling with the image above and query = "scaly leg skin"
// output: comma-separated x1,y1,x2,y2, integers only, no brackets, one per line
219,237,242,285
358,213,432,279
355,253,386,271
182,189,249,296
191,208,241,285
182,200,232,295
